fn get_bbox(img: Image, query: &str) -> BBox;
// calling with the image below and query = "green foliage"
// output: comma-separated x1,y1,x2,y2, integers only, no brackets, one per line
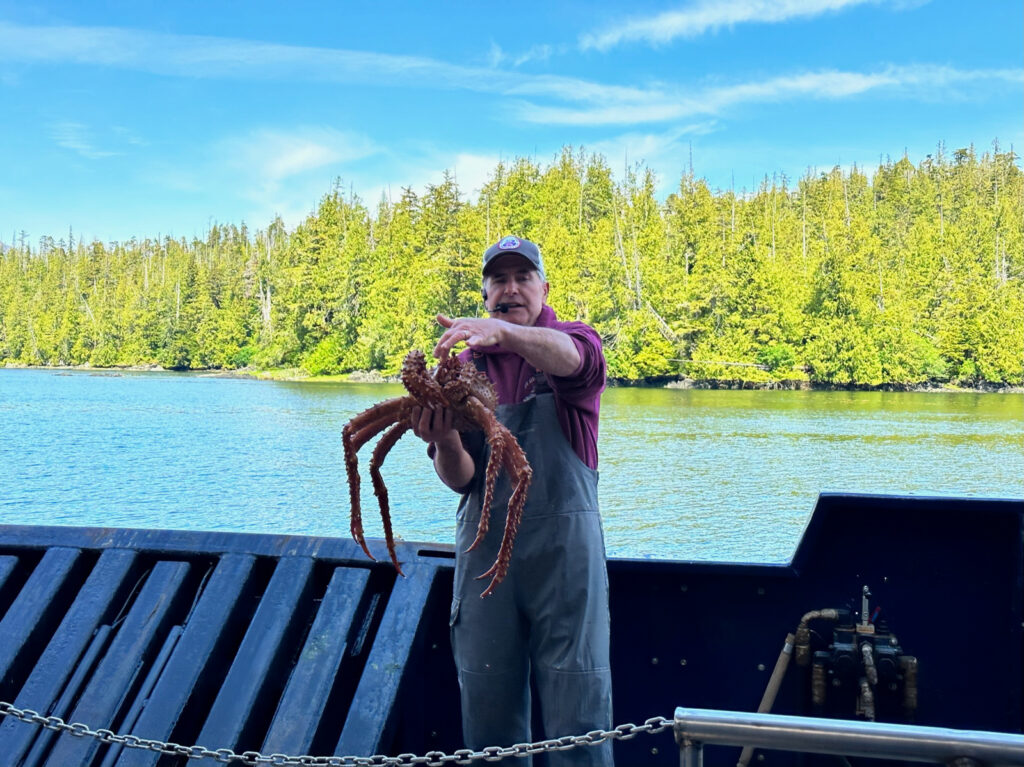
604,308,677,380
757,343,798,373
302,335,345,376
230,345,257,368
1,144,1021,387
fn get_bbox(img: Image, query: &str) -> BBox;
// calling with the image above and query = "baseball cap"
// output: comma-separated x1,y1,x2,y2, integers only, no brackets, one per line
482,236,545,280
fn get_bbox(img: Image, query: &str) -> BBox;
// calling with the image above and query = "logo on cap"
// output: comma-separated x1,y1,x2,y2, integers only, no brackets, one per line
498,236,521,250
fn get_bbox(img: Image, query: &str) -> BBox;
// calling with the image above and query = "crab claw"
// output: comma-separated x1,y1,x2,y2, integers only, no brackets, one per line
350,518,376,562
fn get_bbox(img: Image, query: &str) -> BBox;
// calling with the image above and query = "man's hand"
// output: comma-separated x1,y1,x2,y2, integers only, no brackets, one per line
409,404,476,491
434,314,505,358
434,313,581,377
409,405,458,447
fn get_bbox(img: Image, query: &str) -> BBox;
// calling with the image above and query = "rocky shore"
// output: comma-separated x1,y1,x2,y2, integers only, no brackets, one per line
5,361,1021,393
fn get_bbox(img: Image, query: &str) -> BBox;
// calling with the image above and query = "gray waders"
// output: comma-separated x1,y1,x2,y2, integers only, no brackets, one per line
450,373,613,766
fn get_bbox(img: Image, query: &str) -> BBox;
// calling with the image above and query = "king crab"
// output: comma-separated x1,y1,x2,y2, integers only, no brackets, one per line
342,350,532,597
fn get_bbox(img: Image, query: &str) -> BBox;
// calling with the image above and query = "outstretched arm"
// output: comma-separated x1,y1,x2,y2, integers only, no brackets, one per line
434,314,581,377
409,405,475,491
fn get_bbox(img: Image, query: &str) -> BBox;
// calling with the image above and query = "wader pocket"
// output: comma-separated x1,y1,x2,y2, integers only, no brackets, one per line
449,596,461,628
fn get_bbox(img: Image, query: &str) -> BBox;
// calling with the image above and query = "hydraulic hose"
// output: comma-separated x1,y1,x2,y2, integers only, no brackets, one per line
740,608,851,766
859,676,876,721
794,609,843,666
860,641,878,686
736,633,796,767
901,655,919,715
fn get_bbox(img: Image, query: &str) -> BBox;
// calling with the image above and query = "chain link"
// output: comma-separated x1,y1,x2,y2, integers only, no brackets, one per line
0,700,669,765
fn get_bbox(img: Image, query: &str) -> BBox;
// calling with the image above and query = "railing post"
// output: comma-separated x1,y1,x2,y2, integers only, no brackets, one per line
680,738,703,767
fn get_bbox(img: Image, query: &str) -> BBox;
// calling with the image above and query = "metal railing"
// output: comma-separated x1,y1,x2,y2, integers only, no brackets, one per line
673,708,1024,767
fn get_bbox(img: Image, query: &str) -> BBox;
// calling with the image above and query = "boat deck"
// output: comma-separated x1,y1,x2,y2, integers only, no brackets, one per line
0,493,1021,766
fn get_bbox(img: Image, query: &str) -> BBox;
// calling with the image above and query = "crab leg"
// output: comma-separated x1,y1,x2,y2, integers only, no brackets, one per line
369,421,411,575
472,438,503,551
460,396,504,553
347,398,409,446
477,448,532,598
343,398,408,559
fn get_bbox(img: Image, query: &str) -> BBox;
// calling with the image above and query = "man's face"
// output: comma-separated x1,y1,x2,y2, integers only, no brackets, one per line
483,254,549,326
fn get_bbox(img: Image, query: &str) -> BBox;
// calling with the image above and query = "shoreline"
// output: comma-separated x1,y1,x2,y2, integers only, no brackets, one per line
4,361,1022,394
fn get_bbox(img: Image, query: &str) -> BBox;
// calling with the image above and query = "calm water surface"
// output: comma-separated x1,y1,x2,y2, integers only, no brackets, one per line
1,369,1021,563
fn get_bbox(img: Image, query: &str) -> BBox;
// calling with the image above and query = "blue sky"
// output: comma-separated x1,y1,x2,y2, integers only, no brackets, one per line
1,0,1020,245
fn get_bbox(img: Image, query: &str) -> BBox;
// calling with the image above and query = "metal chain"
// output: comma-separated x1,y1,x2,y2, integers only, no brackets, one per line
0,700,670,765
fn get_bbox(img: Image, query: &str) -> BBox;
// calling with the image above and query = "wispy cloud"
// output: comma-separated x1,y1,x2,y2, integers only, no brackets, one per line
450,152,504,196
49,122,118,159
488,42,558,68
112,126,147,147
215,128,380,228
590,121,719,190
7,20,1017,135
146,126,382,228
0,20,503,92
361,149,504,208
580,0,891,51
486,42,504,69
226,127,379,184
516,65,1023,126
0,20,619,107
0,19,587,127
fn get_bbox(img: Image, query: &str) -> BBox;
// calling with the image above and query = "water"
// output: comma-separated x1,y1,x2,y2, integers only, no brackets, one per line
1,369,1021,563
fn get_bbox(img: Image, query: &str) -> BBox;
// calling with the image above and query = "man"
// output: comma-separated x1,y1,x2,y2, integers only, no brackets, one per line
409,235,613,766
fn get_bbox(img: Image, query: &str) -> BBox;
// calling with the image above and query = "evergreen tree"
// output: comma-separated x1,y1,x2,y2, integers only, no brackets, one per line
1,143,1020,386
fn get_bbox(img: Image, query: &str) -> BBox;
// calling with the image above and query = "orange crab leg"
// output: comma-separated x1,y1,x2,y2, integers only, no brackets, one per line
460,397,504,553
369,421,411,575
343,398,409,560
477,454,532,598
347,398,409,446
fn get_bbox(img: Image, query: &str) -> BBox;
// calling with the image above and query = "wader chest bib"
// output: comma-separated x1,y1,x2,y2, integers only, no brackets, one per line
450,371,613,766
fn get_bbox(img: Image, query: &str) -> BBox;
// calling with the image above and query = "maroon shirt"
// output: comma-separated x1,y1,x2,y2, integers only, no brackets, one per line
457,304,606,470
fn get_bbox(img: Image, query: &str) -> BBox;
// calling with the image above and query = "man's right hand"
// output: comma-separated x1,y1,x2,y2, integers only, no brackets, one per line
410,405,476,491
409,405,459,447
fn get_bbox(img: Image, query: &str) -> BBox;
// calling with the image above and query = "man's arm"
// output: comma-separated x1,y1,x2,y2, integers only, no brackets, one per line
434,314,581,377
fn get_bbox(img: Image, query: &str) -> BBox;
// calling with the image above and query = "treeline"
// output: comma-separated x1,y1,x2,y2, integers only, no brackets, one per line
1,144,1021,386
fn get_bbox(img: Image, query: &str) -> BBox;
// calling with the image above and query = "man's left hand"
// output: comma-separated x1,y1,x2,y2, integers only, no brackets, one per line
434,314,505,358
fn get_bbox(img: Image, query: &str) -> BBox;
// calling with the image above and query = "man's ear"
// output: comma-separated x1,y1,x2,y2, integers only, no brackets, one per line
543,282,550,301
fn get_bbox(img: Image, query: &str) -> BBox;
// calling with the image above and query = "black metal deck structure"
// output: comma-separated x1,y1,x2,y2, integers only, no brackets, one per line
0,493,1021,766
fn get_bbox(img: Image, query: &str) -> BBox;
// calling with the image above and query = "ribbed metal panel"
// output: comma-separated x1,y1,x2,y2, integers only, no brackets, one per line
0,493,1021,767
0,529,458,766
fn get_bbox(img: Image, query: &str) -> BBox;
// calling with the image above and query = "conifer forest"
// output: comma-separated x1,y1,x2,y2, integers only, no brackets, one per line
1,144,1021,387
